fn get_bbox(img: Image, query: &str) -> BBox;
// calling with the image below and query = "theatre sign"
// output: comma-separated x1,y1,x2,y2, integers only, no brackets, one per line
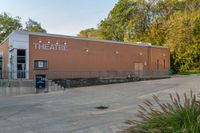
34,42,68,51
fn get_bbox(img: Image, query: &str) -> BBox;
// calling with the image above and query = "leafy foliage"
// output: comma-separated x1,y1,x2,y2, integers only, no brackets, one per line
163,10,200,72
99,0,154,42
0,12,22,43
78,28,100,39
123,91,200,133
25,18,46,33
0,12,47,43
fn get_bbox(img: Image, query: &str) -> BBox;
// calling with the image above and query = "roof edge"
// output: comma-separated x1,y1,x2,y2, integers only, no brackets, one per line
0,30,16,46
1,30,169,49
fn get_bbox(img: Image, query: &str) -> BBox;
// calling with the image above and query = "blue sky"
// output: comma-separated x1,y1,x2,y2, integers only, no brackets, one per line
0,0,118,35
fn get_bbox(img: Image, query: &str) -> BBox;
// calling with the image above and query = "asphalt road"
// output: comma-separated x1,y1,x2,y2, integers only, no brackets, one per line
0,75,200,133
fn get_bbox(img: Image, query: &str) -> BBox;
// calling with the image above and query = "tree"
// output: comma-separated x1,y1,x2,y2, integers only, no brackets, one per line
78,28,100,39
98,0,159,42
163,10,200,72
25,19,46,33
99,0,144,41
0,12,22,42
99,0,134,41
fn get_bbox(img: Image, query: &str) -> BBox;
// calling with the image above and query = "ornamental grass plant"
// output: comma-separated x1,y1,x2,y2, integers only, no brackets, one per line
122,90,200,133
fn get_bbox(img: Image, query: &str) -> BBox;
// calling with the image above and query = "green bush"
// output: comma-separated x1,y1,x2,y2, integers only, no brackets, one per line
178,70,200,75
123,91,200,133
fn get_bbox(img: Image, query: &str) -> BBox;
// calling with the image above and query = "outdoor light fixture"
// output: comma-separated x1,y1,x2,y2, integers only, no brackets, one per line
139,52,143,56
48,41,50,44
163,53,166,57
115,51,119,54
56,42,59,45
39,40,42,43
85,49,89,53
64,42,67,45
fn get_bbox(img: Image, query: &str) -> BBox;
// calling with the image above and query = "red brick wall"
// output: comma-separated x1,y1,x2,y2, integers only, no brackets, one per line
0,40,9,78
150,47,170,71
29,35,170,79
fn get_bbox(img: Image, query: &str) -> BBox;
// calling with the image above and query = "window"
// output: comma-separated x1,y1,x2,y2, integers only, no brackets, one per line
17,50,26,56
17,49,26,79
34,60,48,69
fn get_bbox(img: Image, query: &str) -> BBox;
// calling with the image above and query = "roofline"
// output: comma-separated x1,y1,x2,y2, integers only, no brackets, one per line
1,30,169,49
0,31,16,46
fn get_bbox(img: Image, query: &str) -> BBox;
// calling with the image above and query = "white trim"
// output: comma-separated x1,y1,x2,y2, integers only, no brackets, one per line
26,49,29,79
8,32,29,80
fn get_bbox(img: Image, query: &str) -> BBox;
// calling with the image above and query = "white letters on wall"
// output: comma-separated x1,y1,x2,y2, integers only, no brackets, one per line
34,43,68,51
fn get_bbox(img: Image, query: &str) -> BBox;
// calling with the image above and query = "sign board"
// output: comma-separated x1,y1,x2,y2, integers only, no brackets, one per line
35,75,46,89
34,42,68,51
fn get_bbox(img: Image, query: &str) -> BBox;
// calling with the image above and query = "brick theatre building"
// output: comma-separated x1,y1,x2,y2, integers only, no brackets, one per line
0,30,170,80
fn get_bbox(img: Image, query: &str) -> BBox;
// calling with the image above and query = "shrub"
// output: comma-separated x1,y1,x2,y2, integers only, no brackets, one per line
122,91,200,133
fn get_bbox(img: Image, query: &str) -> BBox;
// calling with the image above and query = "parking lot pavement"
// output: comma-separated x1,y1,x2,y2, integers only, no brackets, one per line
0,74,200,133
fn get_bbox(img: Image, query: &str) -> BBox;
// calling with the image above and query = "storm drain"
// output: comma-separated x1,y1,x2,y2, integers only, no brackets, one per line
95,106,109,110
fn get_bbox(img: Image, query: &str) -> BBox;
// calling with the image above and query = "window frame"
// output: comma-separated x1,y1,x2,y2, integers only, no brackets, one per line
34,60,48,70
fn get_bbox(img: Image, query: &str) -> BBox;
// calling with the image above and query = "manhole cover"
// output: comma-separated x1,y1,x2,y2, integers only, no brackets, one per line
95,106,109,110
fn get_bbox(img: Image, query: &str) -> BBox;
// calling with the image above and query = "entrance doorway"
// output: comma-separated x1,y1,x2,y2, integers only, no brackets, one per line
17,49,26,79
134,63,143,77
